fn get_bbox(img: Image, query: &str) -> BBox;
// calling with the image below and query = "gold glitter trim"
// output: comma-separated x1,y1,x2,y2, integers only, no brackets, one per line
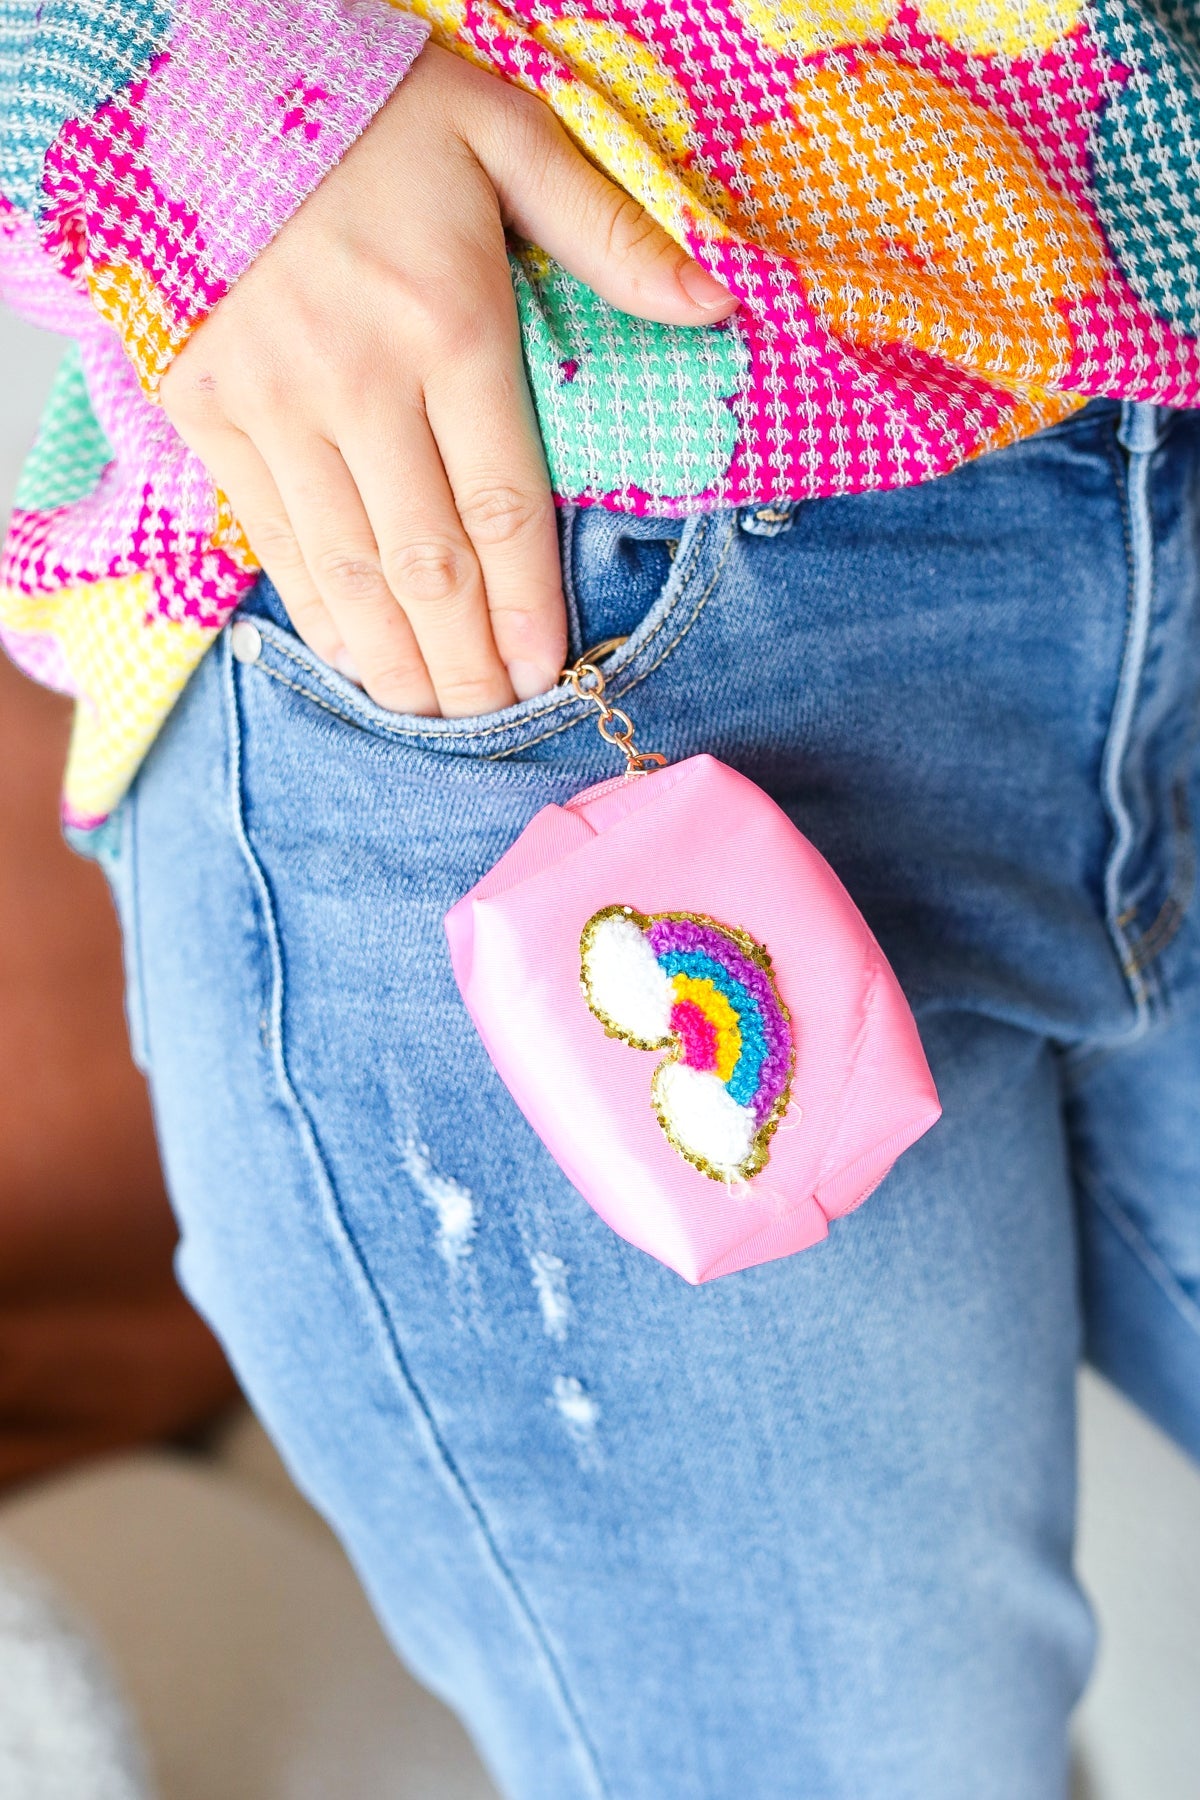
578,904,796,1183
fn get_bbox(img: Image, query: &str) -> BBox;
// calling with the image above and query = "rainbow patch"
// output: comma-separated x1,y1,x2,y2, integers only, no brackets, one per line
580,906,795,1182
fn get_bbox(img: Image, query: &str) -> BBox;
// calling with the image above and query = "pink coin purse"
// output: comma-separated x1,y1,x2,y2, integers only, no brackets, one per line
444,651,940,1283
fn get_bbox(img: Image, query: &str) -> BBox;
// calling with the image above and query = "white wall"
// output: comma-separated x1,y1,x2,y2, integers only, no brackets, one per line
1,311,64,515
2,304,1198,1798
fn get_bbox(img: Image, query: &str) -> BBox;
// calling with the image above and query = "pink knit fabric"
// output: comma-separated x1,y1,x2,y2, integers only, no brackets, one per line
3,0,1200,824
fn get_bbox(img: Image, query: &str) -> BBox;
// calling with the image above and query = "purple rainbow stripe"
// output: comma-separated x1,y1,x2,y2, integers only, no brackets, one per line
646,917,791,1123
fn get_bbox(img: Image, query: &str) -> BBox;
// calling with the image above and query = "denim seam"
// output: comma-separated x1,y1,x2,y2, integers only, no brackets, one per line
494,514,739,762
104,793,153,1074
1077,1160,1200,1344
124,788,153,1073
613,514,737,697
1100,409,1158,1016
248,661,388,732
220,635,611,1800
251,515,713,754
255,640,587,742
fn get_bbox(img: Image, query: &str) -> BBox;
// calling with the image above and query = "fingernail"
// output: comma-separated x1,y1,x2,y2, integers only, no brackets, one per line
679,261,734,311
507,660,556,701
332,647,363,686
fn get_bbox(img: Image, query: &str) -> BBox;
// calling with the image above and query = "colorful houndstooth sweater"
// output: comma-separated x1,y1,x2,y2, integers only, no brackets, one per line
2,0,1200,826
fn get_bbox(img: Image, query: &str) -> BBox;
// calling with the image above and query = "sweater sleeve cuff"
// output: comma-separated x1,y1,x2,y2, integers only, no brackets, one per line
37,0,431,392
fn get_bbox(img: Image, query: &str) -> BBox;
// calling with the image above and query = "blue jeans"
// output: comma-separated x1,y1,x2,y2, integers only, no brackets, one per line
103,399,1200,1799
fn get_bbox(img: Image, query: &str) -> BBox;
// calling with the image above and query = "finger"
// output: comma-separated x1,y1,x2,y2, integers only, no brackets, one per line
340,402,520,717
477,88,738,327
177,424,348,673
422,288,566,699
266,433,441,715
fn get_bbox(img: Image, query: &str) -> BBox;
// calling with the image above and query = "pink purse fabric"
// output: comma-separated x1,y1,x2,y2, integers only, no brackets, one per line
445,755,940,1283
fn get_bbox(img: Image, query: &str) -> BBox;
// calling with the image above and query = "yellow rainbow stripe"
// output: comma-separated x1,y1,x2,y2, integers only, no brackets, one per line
671,973,743,1082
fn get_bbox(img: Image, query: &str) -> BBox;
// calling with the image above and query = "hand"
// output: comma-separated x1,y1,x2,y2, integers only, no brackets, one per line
161,43,737,717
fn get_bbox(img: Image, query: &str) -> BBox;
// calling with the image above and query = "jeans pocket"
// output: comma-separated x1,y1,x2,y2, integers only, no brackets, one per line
232,507,734,764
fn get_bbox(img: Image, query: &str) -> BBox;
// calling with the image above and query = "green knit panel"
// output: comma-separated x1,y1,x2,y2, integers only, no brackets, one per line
14,342,113,513
512,250,748,503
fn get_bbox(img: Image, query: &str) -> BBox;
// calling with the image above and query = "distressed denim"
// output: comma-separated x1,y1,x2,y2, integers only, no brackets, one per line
101,399,1200,1800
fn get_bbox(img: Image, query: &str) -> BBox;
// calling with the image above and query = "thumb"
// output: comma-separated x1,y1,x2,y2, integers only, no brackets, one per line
488,104,738,328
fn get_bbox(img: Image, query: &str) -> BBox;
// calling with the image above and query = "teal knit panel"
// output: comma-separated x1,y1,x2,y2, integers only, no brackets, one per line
14,342,113,513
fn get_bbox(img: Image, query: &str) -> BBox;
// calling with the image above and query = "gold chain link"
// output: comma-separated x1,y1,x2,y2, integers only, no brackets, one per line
563,637,667,777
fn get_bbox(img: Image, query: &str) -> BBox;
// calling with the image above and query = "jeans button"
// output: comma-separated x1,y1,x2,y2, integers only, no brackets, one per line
230,620,263,665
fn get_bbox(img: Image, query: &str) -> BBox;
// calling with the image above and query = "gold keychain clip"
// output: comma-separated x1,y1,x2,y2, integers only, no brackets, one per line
563,638,668,777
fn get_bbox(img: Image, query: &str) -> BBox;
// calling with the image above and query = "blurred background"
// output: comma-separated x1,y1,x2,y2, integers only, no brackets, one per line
1,312,1196,1800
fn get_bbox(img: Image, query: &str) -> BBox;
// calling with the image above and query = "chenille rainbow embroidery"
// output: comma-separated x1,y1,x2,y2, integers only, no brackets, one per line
580,905,795,1182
